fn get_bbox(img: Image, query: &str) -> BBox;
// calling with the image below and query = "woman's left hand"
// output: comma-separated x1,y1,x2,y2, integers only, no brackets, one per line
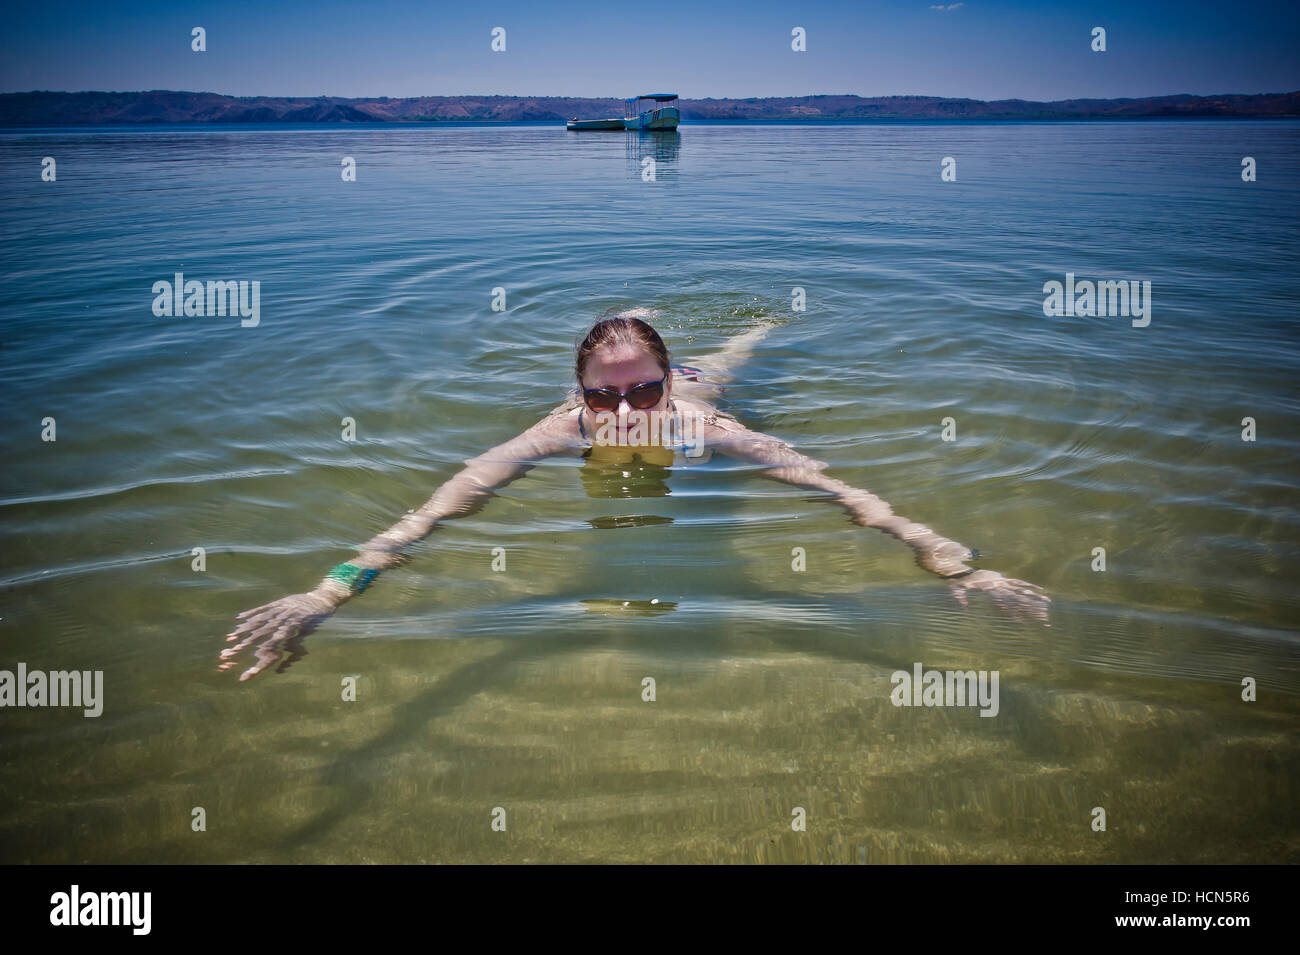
948,570,1051,625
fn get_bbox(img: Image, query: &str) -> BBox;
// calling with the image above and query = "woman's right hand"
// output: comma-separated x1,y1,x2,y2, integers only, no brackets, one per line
220,590,341,681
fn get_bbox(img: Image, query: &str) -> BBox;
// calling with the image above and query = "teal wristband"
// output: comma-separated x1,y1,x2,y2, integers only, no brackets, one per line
325,562,379,593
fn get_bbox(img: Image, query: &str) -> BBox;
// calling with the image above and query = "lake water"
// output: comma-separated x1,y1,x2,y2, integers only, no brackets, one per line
1,121,1297,863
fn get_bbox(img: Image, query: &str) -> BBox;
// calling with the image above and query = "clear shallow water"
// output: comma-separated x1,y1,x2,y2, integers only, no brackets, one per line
1,121,1297,863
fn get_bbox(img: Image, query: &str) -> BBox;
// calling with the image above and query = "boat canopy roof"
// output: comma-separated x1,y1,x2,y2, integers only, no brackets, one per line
627,93,678,102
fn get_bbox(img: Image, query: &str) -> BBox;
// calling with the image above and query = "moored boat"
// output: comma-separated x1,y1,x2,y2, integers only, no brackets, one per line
624,94,679,130
566,117,625,130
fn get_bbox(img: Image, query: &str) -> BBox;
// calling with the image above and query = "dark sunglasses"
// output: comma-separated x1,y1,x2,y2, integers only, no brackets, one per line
582,373,667,413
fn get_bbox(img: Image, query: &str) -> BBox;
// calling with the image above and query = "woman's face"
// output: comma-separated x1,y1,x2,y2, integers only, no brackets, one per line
581,345,672,440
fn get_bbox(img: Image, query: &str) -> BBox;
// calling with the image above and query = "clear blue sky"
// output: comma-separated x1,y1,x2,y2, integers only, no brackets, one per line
2,0,1297,101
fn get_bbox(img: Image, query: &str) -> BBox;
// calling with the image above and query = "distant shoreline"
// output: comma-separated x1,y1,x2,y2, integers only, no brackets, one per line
5,118,1299,134
3,90,1298,126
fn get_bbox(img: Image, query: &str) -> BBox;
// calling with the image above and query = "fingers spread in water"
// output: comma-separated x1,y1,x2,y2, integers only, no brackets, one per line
1004,577,1051,601
238,628,293,681
235,600,283,620
226,606,283,639
224,615,291,651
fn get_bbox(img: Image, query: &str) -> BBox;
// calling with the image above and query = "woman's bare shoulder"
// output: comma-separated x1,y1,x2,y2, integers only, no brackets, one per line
531,399,587,447
672,394,720,417
672,395,739,435
678,401,821,467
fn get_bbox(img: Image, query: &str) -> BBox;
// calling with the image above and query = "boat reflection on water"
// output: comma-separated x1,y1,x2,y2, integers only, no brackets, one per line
627,130,681,180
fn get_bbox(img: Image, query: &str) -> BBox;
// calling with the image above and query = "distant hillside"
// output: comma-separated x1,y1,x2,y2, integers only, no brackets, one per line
3,90,1298,125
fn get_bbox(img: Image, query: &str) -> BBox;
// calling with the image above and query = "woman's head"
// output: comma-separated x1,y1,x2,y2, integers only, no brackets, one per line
576,315,673,422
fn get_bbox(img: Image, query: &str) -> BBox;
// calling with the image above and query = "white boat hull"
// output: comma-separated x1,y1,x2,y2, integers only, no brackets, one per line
625,106,680,130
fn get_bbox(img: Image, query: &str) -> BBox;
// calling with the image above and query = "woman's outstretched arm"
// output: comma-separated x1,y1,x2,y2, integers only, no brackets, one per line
221,408,580,680
350,410,579,569
705,415,1050,622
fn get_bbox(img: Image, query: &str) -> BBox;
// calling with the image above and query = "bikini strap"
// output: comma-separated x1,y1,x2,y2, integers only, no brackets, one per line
577,406,591,447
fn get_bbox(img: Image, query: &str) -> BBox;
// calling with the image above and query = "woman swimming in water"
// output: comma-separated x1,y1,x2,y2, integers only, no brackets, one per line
221,312,1049,680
